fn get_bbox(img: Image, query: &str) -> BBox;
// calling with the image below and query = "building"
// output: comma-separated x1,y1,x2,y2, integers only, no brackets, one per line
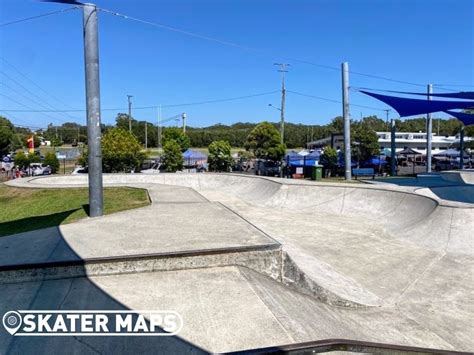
376,132,473,155
307,132,473,155
307,133,344,150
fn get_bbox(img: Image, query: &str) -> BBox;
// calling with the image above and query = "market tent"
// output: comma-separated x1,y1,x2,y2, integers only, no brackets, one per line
366,157,387,166
286,150,321,167
397,148,422,156
182,149,207,165
434,149,469,158
285,151,301,159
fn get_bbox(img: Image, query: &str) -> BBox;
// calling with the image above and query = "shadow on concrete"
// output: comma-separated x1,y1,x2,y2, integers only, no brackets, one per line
0,209,81,238
374,175,462,188
0,225,207,354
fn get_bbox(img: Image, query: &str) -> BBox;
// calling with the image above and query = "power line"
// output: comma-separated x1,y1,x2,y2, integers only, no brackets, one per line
99,7,434,88
0,70,80,122
433,84,474,91
350,86,459,94
0,93,68,124
0,90,279,112
0,110,44,129
0,57,78,111
0,7,78,27
287,89,387,112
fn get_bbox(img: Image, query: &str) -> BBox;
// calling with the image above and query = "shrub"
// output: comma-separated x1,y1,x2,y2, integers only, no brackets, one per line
43,151,60,173
208,140,233,172
162,140,183,172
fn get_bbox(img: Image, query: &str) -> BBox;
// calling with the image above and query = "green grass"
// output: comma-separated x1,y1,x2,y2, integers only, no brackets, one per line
0,184,150,237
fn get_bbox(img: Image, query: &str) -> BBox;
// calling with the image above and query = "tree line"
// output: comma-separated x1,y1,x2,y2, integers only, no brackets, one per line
44,114,474,149
1,113,472,157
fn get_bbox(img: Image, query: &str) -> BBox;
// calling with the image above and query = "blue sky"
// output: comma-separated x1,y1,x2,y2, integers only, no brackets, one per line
0,0,473,128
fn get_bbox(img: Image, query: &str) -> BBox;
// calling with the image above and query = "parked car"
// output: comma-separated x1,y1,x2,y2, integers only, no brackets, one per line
71,166,88,174
141,162,162,174
255,160,280,176
29,163,52,176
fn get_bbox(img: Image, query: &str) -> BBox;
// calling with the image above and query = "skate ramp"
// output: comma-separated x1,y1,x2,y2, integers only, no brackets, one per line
5,174,473,305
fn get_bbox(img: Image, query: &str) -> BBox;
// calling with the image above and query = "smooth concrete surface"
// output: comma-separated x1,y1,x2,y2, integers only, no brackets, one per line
0,266,460,354
0,184,277,268
2,174,473,352
440,169,474,185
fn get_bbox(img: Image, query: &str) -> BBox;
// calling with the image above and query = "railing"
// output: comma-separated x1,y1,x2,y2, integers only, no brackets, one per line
227,338,470,355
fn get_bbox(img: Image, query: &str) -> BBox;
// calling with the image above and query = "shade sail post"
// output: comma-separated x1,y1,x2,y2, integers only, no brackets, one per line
426,84,433,173
460,126,465,170
342,62,351,180
390,119,396,176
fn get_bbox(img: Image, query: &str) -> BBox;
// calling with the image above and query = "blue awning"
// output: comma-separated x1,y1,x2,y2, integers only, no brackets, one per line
182,149,207,159
445,110,474,126
360,90,474,117
369,90,474,100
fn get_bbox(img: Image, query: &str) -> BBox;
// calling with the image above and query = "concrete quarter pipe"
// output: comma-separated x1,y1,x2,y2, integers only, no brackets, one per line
1,173,473,353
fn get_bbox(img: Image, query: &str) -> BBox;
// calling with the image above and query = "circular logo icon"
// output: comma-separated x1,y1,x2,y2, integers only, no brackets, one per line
2,311,22,335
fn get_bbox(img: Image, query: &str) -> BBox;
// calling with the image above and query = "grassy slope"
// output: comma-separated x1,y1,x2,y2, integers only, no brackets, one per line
0,184,149,237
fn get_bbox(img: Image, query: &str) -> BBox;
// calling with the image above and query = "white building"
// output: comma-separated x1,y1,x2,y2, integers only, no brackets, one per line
307,132,473,155
376,132,473,155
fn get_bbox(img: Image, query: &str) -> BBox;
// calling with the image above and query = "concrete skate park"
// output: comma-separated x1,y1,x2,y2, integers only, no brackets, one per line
1,172,473,353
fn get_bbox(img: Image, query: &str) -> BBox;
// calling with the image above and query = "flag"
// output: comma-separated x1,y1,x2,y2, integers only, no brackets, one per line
27,136,34,154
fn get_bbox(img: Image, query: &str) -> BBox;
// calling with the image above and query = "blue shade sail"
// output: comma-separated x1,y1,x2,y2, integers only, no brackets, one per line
445,110,474,126
360,90,474,117
365,90,474,100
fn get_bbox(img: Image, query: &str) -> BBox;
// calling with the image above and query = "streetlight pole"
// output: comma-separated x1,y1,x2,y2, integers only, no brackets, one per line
274,63,289,145
342,62,351,180
82,3,103,217
127,94,133,133
182,112,187,134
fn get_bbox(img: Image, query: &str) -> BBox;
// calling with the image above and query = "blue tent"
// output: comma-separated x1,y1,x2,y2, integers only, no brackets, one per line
286,151,322,167
183,149,207,159
365,157,387,166
182,149,207,165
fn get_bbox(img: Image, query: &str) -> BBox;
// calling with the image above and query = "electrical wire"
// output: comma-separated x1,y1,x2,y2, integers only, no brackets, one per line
0,7,78,27
0,90,279,112
99,7,433,88
0,70,80,122
1,57,78,111
0,93,68,124
287,90,387,112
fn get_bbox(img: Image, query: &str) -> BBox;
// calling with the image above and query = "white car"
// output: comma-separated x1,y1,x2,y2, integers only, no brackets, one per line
140,162,161,174
71,166,88,174
29,163,52,176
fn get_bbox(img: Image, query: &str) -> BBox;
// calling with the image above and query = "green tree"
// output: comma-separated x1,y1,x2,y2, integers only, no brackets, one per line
28,152,41,164
162,140,183,172
102,128,146,172
352,123,380,163
50,137,63,147
162,127,190,152
244,121,286,161
208,140,233,172
43,151,60,173
13,151,28,169
14,151,40,170
0,116,14,155
329,116,344,132
320,146,338,176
